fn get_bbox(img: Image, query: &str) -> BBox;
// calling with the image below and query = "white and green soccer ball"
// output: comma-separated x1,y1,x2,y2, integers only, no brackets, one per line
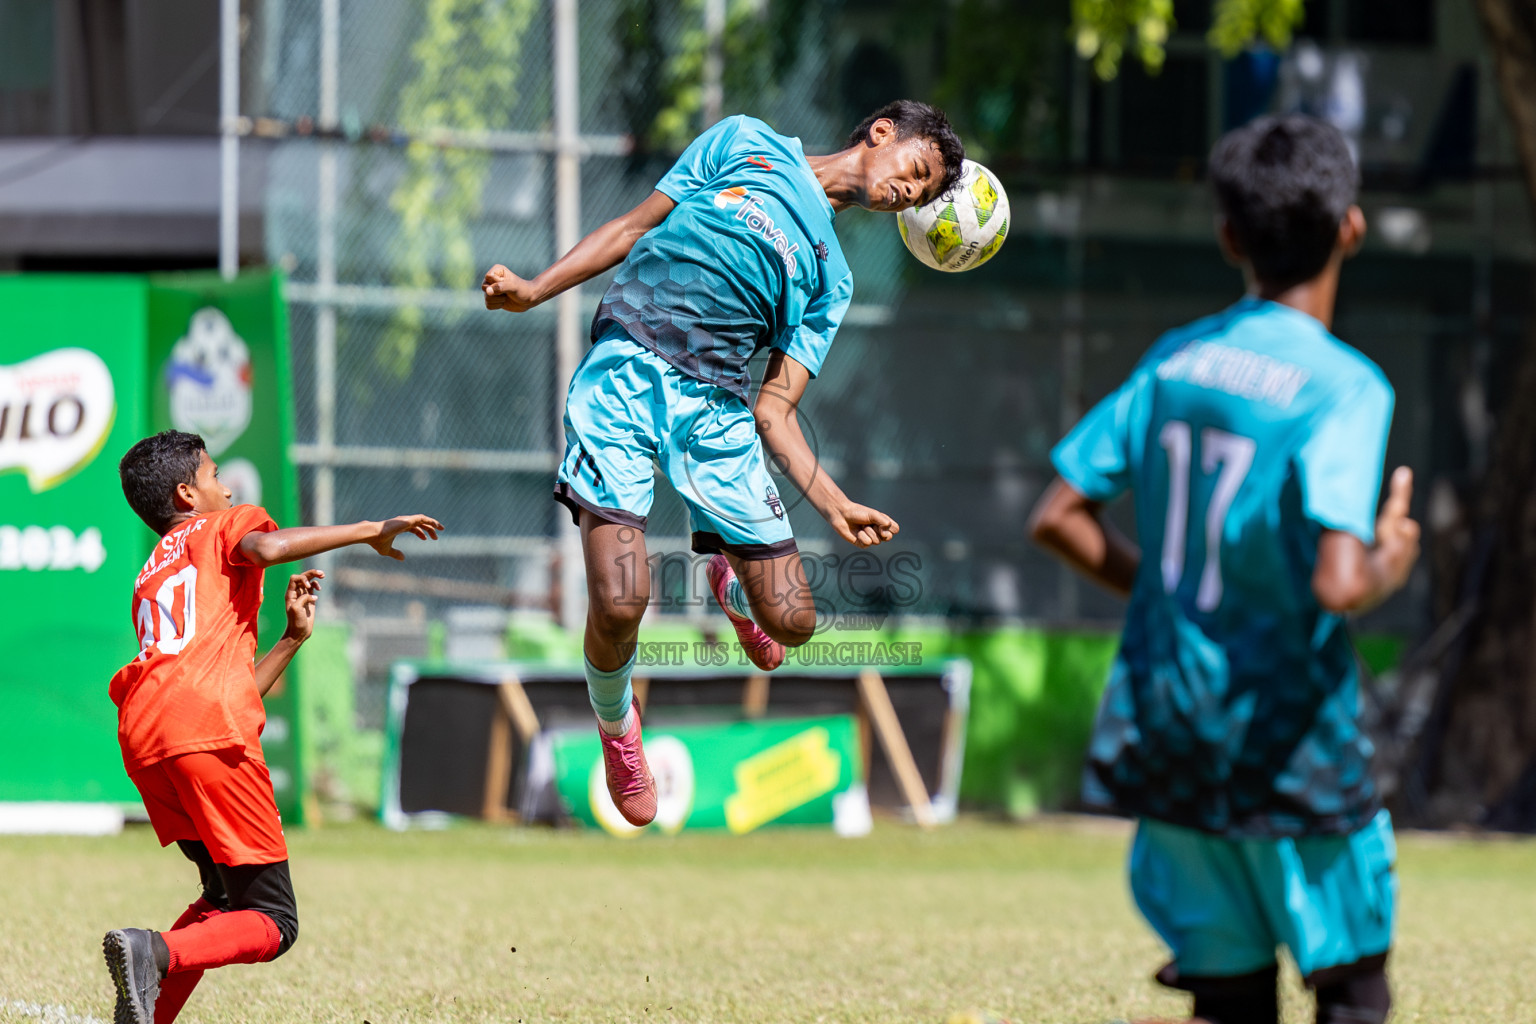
897,158,1010,273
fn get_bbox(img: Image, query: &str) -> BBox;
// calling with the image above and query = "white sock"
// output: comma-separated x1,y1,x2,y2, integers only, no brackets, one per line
598,706,636,736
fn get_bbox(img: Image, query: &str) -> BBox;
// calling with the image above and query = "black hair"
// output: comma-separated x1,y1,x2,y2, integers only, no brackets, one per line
1209,114,1359,290
846,100,966,201
119,430,207,535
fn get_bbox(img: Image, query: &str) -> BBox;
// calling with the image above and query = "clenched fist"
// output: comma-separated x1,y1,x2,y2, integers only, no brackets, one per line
483,264,540,312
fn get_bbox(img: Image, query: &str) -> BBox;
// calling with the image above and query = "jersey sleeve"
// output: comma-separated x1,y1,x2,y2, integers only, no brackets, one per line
773,268,851,378
1051,369,1151,503
1296,371,1394,543
655,116,746,204
217,505,279,567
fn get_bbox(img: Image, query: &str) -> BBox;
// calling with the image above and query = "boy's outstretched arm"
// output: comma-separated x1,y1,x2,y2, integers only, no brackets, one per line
1312,466,1420,613
1028,478,1141,597
255,569,323,697
754,350,899,548
237,514,444,569
483,190,677,313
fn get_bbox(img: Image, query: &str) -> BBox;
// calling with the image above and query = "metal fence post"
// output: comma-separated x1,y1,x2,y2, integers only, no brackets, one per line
314,0,340,585
554,0,586,630
703,0,724,127
219,0,240,281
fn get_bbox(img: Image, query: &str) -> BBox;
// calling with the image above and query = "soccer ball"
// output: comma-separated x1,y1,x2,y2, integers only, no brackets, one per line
897,159,1010,272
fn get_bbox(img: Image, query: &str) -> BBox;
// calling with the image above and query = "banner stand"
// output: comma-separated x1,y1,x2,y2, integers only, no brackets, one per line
380,660,971,833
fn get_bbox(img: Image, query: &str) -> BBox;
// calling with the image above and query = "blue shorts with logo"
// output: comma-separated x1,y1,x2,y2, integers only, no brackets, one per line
1130,809,1396,987
554,331,796,559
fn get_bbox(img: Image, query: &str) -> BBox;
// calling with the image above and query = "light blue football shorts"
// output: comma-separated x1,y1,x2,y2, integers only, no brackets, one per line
1129,809,1396,987
553,331,797,559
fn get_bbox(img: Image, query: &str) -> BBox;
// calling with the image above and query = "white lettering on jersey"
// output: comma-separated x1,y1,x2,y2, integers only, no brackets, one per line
135,564,198,660
134,517,209,589
1157,342,1310,409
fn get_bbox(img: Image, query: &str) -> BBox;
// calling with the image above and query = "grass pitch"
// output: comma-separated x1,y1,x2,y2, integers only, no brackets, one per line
1,816,1532,1023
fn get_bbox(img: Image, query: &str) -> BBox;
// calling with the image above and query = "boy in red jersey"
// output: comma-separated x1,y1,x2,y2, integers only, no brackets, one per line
102,430,442,1024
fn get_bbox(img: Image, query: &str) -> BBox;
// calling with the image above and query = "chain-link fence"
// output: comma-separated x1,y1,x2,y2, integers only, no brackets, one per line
241,0,927,721
240,0,1532,726
246,0,924,643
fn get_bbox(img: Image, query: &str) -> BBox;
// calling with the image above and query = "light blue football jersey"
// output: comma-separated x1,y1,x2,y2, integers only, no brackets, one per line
1052,297,1395,838
592,115,853,402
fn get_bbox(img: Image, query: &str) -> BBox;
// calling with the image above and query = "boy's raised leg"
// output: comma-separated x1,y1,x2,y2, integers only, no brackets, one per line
109,903,287,1024
724,550,817,649
143,855,297,999
152,895,222,1024
706,555,785,670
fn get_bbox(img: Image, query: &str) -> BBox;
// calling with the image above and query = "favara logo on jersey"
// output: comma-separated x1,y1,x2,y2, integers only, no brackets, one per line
713,186,800,277
0,348,116,493
167,307,252,456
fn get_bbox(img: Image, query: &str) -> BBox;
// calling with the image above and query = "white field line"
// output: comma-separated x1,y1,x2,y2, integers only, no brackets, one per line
2,1002,105,1024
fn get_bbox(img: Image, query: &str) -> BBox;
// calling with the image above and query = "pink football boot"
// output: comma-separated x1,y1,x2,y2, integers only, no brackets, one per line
599,712,657,826
706,554,785,671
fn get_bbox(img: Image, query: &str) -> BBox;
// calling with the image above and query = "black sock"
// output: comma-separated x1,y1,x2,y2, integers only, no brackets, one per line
1316,965,1391,1024
1175,963,1280,1024
151,930,170,977
1192,988,1280,1024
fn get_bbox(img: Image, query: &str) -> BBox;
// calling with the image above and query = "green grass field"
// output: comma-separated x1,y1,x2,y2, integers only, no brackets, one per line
2,816,1532,1023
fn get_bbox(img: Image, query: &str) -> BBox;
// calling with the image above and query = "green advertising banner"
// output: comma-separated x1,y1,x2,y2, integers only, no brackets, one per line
145,270,307,825
549,715,867,836
0,270,306,828
0,277,150,806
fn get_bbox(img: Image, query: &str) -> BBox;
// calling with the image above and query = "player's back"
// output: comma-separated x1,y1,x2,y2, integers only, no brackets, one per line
1055,297,1394,836
592,115,852,401
109,504,277,774
1130,298,1390,646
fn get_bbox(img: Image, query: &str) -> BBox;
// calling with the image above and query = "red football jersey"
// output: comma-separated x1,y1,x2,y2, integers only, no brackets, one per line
109,505,278,774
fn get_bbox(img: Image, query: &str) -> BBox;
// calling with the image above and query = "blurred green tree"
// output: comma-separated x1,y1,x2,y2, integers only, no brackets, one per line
1073,0,1306,80
927,0,1069,165
615,0,1068,166
615,0,828,154
385,0,539,380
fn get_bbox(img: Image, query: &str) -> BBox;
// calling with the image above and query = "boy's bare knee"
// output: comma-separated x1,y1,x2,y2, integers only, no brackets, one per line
759,610,815,648
588,601,644,641
587,581,646,638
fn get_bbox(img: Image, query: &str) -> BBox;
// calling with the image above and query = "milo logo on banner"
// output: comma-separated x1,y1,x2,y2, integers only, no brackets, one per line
0,348,116,492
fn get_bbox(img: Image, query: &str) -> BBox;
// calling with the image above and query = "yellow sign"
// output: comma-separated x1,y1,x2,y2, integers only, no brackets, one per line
724,727,841,834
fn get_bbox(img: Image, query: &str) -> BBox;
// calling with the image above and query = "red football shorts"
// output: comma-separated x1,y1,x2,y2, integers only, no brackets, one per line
131,748,288,865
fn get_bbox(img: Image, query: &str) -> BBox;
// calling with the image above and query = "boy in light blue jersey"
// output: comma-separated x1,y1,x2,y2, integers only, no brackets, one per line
484,102,964,827
1030,115,1420,1024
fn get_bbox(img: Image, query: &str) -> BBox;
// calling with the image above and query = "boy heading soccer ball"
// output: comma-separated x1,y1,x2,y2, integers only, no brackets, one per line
102,429,442,1024
483,101,965,827
1030,115,1420,1024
